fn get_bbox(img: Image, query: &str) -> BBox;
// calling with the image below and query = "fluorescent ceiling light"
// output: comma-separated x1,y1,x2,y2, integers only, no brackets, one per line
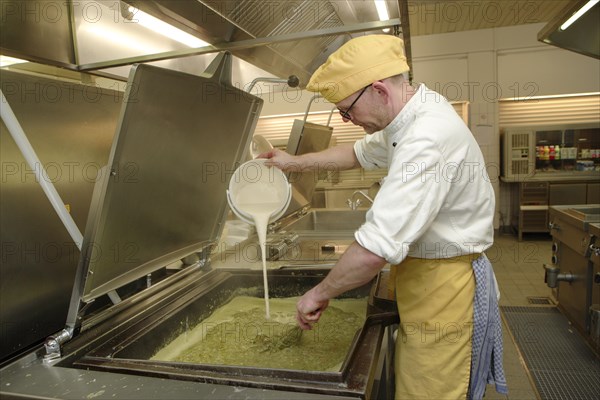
83,24,161,54
560,0,599,31
128,6,209,48
0,55,28,67
374,0,390,33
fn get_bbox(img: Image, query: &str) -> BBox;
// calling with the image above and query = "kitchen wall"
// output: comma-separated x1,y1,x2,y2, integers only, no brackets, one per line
257,22,600,229
411,22,599,229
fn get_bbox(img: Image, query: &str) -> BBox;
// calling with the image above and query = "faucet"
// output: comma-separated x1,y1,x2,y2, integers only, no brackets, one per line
543,263,575,288
347,190,374,210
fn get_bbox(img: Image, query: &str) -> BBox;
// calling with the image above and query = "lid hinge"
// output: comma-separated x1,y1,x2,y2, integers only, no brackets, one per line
43,328,73,364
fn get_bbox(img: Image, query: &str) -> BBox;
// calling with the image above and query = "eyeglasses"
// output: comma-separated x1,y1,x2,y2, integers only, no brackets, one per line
338,85,371,120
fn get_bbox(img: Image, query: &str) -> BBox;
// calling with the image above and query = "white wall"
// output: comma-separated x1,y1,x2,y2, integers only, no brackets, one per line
257,83,335,116
260,23,600,116
411,22,599,228
258,23,600,228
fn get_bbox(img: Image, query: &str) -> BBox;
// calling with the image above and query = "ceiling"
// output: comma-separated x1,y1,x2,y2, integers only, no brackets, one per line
406,0,598,60
407,0,573,36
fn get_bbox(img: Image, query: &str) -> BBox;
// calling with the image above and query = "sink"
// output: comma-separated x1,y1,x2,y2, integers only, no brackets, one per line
570,207,600,215
267,210,368,263
285,209,367,232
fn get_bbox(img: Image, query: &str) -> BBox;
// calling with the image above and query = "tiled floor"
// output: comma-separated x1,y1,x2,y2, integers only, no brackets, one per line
484,232,554,400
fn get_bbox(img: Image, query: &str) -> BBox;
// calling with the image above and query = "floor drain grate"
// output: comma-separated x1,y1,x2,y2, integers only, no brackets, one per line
502,306,600,399
527,296,553,305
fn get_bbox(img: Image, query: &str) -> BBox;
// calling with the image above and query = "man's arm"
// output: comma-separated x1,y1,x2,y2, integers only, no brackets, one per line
296,241,387,329
259,143,360,172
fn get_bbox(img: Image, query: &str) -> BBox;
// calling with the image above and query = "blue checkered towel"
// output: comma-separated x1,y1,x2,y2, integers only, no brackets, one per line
468,254,508,399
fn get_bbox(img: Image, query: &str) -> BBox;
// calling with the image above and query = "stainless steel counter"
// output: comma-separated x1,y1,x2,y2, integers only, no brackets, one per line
1,351,349,400
546,204,600,348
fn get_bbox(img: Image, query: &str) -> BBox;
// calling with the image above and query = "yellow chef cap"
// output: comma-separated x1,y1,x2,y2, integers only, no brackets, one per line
306,35,410,104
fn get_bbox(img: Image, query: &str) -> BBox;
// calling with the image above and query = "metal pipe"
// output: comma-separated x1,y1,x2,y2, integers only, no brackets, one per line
247,75,299,93
304,94,324,123
0,90,83,250
397,0,413,83
304,96,337,126
326,107,336,127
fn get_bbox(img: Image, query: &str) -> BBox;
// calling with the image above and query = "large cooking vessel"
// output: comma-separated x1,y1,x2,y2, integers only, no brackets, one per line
58,267,396,398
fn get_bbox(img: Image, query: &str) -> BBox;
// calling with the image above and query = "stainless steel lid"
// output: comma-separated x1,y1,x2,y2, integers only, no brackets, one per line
73,53,262,304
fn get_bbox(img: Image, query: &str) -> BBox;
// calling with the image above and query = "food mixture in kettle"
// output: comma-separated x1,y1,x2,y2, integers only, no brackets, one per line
151,296,367,371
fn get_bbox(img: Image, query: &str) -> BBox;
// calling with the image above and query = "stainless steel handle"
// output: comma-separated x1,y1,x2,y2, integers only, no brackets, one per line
549,222,560,231
590,244,600,257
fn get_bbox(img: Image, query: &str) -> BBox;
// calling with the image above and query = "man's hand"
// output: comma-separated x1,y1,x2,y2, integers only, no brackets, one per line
295,242,387,330
296,288,329,330
257,148,303,172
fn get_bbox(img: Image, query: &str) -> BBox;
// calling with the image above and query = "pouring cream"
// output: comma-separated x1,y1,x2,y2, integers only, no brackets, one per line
234,187,282,319
229,160,290,319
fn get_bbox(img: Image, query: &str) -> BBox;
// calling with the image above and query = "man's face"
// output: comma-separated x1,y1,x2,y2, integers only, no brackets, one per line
336,86,388,134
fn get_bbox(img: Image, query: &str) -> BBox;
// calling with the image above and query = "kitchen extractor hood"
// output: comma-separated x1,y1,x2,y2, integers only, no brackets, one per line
1,0,408,86
79,0,405,85
538,0,600,59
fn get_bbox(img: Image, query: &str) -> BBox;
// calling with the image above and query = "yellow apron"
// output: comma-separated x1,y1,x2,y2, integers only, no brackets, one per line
393,255,476,400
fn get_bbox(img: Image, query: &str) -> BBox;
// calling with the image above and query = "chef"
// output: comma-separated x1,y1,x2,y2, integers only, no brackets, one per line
261,34,507,400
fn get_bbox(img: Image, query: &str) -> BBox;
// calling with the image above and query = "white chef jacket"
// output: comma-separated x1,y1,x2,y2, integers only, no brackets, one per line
354,84,495,264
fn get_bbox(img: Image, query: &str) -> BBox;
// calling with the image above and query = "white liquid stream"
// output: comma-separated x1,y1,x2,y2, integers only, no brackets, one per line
235,183,283,319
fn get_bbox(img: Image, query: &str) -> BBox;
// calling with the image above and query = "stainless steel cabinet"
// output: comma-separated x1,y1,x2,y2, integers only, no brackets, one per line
588,183,600,204
549,183,587,205
547,207,600,349
515,181,599,240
